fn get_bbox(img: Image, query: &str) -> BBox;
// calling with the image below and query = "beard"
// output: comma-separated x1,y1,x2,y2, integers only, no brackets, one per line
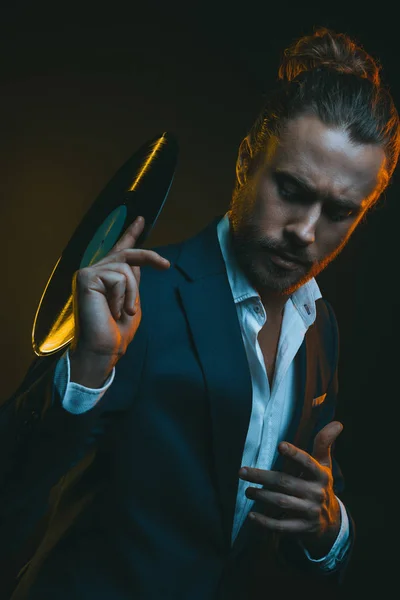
229,218,312,295
228,188,329,296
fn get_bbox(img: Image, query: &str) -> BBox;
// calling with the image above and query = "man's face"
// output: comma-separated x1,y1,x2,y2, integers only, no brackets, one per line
229,113,386,296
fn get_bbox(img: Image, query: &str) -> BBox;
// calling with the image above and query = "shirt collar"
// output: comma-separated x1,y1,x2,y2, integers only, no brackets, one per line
216,212,322,328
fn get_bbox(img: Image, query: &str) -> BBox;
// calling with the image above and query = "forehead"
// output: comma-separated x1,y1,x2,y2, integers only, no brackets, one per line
266,114,386,201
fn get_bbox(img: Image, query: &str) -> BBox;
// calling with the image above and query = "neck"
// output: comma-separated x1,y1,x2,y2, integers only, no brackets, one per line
258,288,290,320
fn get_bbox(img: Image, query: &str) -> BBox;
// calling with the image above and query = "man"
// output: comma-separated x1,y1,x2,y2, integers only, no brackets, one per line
1,27,399,598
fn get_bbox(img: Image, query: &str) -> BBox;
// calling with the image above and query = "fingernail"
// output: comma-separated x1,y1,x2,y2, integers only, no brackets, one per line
239,467,248,477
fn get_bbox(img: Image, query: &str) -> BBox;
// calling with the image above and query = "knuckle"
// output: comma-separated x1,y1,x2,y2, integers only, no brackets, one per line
74,267,90,285
119,249,130,261
118,248,136,262
275,520,285,533
75,267,87,279
314,487,325,504
301,518,313,532
135,249,150,263
277,473,290,489
307,505,320,521
120,263,133,278
305,456,314,471
277,494,289,508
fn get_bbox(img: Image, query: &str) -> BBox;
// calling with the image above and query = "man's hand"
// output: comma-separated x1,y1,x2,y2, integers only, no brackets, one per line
239,421,343,558
69,216,170,387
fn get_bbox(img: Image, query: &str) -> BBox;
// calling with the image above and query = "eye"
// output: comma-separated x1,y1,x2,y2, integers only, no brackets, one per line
274,172,308,203
277,181,303,202
324,206,356,222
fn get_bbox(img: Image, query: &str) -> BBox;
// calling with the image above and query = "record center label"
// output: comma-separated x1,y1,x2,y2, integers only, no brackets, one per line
79,205,127,269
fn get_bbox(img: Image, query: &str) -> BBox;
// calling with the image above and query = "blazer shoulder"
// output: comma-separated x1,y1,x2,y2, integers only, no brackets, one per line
314,297,340,365
148,238,184,264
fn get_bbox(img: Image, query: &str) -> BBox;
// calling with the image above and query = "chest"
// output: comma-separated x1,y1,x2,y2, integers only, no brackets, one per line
257,318,283,386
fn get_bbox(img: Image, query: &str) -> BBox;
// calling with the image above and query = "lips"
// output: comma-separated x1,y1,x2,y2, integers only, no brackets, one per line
274,251,308,266
268,249,309,266
268,250,308,271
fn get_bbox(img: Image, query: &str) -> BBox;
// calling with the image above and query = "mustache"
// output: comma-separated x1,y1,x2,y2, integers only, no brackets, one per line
230,226,314,267
256,240,313,267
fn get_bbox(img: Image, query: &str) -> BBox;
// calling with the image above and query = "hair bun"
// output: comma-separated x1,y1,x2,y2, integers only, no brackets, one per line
278,27,381,86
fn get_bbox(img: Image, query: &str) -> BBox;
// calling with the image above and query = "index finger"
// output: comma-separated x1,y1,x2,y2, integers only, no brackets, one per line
111,216,145,254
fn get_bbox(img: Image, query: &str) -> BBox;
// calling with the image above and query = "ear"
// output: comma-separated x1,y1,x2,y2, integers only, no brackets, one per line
236,136,253,187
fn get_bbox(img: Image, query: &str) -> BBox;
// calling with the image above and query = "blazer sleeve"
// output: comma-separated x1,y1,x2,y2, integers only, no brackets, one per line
0,320,148,564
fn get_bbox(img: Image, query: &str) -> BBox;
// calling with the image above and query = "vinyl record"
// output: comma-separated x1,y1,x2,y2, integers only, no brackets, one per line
32,131,178,356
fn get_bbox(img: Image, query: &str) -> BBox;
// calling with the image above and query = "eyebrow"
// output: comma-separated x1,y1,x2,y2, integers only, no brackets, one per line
274,168,365,212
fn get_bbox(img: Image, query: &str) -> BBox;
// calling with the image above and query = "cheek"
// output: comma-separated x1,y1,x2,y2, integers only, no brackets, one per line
316,220,358,257
254,184,286,225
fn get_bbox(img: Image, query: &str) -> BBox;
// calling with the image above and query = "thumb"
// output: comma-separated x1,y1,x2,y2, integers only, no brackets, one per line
312,421,343,468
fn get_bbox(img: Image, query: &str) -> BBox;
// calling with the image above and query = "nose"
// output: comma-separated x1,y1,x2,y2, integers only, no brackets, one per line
285,203,321,247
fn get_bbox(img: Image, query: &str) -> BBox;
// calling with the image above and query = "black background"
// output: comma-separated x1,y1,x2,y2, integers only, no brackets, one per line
1,1,398,594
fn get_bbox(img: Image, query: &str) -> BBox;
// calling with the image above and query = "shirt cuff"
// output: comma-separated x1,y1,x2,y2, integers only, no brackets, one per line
301,497,351,571
53,347,115,415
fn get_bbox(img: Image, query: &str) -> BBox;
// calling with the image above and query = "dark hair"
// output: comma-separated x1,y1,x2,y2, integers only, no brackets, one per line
246,27,400,199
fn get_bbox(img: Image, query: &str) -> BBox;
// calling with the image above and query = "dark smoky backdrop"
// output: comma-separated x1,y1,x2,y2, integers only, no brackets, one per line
1,2,398,593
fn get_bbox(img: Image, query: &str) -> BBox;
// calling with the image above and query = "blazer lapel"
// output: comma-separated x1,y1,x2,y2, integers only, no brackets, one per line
176,217,253,548
293,333,318,449
273,332,316,476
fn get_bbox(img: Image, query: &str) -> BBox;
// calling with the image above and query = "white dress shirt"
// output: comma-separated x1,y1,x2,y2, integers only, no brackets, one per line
54,213,350,569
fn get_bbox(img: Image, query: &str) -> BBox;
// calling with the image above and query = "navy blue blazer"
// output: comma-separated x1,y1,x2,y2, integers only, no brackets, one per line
0,215,354,599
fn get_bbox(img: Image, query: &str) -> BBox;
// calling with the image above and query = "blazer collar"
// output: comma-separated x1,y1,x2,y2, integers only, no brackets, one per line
175,214,226,281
